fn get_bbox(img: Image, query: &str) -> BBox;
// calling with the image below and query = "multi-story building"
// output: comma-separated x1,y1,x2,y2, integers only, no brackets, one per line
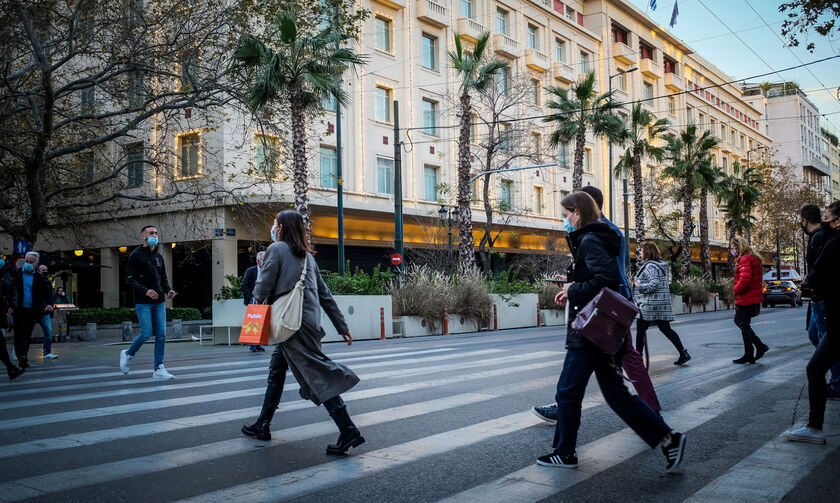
3,0,773,311
822,128,840,201
743,82,832,202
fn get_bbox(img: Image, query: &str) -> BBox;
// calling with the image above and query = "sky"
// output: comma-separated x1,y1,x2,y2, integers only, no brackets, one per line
627,0,840,135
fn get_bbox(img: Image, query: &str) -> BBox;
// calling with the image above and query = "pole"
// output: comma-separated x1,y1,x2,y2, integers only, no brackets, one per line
393,101,405,281
335,6,345,275
608,76,614,222
447,212,454,271
623,177,630,269
775,227,781,281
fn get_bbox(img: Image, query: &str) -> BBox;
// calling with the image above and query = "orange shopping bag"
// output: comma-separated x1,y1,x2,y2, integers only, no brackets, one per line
239,304,271,345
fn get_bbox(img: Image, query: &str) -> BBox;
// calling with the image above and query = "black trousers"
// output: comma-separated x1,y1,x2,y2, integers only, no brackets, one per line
807,298,840,430
733,304,763,357
1,329,13,371
635,318,685,355
12,308,38,363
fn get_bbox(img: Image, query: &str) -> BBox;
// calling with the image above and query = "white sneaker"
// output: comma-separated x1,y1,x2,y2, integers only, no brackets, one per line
120,349,132,374
783,426,826,444
44,353,59,359
153,365,175,380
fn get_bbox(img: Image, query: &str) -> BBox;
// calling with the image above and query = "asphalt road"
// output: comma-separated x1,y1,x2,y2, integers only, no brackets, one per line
0,305,837,502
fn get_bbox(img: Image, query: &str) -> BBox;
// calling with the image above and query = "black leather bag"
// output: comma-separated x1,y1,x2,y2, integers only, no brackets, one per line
571,287,640,355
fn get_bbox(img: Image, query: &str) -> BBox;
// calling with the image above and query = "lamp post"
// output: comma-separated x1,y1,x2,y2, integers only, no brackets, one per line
608,64,637,223
745,145,767,244
439,204,459,272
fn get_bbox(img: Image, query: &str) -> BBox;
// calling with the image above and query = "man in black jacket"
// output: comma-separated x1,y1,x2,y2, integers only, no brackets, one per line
8,252,54,369
0,258,24,380
241,251,265,352
119,225,177,380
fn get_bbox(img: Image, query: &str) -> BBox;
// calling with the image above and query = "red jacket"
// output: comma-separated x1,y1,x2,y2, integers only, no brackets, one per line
733,254,763,306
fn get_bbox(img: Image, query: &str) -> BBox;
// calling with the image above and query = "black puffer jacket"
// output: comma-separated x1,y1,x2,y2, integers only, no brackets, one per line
809,226,840,339
565,222,623,349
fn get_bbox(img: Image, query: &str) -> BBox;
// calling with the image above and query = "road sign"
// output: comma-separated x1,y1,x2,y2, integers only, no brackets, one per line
14,239,31,256
390,253,403,266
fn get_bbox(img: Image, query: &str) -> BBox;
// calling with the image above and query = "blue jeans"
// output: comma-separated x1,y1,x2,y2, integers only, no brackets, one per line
808,301,840,391
127,303,167,370
39,314,52,355
553,345,671,455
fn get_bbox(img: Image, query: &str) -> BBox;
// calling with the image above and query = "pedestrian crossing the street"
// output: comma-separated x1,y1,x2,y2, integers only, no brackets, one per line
0,330,835,503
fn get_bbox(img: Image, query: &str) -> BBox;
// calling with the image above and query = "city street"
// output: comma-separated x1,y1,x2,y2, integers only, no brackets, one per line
0,307,837,502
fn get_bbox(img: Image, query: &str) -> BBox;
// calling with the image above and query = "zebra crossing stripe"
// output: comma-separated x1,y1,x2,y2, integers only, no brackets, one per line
0,349,505,409
0,351,561,430
436,357,808,503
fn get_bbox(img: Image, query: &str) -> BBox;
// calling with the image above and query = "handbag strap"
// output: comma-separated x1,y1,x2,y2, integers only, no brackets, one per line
298,254,308,283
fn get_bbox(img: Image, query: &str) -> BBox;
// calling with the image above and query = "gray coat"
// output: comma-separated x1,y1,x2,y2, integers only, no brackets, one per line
635,260,675,321
254,241,358,405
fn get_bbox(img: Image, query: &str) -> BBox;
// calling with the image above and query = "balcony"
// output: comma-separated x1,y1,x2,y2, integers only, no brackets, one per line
525,48,550,72
374,0,406,8
720,140,732,153
612,42,635,65
640,58,661,79
804,158,831,177
664,72,683,92
493,33,520,58
456,17,486,43
553,61,576,83
416,0,448,28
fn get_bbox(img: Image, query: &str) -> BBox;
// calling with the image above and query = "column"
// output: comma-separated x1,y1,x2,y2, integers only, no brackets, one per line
211,238,238,299
100,248,120,308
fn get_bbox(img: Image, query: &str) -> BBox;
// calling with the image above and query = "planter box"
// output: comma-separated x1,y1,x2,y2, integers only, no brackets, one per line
490,294,539,330
449,315,480,334
397,316,439,337
540,308,565,326
670,295,684,315
212,299,248,344
321,295,393,343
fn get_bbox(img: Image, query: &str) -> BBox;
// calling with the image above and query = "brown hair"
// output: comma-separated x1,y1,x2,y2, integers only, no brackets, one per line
730,235,761,261
275,210,313,258
561,191,600,227
827,200,840,220
640,241,661,261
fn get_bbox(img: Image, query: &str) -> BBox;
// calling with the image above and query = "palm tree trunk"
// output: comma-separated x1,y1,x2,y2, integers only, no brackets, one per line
680,172,694,280
572,129,585,190
699,186,712,281
457,93,475,270
289,90,311,244
727,221,737,274
481,171,493,272
632,149,645,271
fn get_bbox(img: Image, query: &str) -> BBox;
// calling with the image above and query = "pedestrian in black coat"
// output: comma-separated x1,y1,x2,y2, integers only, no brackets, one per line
241,251,265,352
8,252,54,369
0,260,24,380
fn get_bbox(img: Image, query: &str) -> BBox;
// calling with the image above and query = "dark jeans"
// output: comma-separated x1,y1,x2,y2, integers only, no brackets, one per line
734,303,764,357
553,345,671,455
806,333,840,429
264,344,345,416
12,308,38,363
635,318,685,355
0,329,13,370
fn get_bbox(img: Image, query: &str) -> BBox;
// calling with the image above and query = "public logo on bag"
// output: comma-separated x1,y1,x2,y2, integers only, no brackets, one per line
246,313,264,320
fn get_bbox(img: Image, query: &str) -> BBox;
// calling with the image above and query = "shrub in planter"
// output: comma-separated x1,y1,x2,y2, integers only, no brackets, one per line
679,277,710,305
214,274,243,300
716,277,735,306
389,265,449,332
322,263,394,295
450,268,492,324
669,280,685,296
484,267,538,294
69,307,202,325
538,282,562,310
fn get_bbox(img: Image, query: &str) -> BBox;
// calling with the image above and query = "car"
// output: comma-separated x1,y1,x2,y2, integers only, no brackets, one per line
762,280,803,307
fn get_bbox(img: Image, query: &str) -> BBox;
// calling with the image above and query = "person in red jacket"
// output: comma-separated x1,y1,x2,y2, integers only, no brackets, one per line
731,236,769,364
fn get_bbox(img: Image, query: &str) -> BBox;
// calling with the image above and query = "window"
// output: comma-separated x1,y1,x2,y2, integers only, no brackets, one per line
534,186,544,214
554,38,565,62
687,107,694,125
500,180,512,209
722,157,729,174
611,25,628,45
530,79,540,105
710,118,717,136
714,220,720,239
496,8,508,35
663,57,676,74
424,166,438,201
178,133,200,177
583,148,592,173
558,141,569,167
375,17,392,53
639,43,653,60
126,143,143,187
616,69,626,92
320,147,338,188
254,134,279,179
470,114,478,145
81,152,95,183
375,87,392,123
698,113,705,131
532,132,542,159
128,74,143,108
179,50,198,91
322,92,338,112
496,68,510,96
565,6,575,22
422,34,437,70
668,96,676,115
528,25,538,50
377,157,394,194
422,99,437,135
721,126,726,141
579,51,588,73
81,88,95,113
643,82,653,101
500,123,512,152
740,134,745,148
461,0,473,18
128,0,144,26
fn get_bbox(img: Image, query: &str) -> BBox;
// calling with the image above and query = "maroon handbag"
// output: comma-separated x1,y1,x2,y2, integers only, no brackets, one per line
571,287,639,355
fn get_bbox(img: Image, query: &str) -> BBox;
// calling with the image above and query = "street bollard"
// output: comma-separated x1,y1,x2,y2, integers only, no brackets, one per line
58,320,68,342
536,301,541,327
84,323,97,342
493,304,498,331
443,305,449,335
121,321,133,342
380,307,385,340
172,319,182,339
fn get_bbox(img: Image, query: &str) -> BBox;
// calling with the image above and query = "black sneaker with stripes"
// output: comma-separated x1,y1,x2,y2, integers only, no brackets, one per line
536,451,578,468
662,431,687,473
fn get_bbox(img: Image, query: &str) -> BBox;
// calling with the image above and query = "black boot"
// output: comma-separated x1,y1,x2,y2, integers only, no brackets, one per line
18,357,29,369
241,418,272,441
754,341,769,361
7,366,24,381
242,382,283,441
326,404,365,455
674,350,691,366
733,355,755,364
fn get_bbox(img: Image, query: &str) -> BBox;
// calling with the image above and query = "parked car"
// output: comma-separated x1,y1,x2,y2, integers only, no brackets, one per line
762,280,803,307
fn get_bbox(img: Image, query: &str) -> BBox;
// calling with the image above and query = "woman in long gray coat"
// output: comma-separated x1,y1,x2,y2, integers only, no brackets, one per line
634,241,690,366
243,210,364,455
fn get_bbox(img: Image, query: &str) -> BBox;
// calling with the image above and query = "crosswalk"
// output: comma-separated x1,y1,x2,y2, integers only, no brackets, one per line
0,321,836,503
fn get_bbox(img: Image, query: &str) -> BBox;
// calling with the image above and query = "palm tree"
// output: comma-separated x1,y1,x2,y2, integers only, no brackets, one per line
613,104,669,270
695,163,724,281
662,125,719,279
716,161,764,272
544,72,624,190
449,32,508,270
232,8,364,242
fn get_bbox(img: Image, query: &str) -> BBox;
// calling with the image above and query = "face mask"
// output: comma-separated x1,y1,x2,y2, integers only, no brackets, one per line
270,229,278,242
0,259,5,268
730,249,738,257
564,221,576,234
22,263,35,273
800,221,809,233
146,237,159,248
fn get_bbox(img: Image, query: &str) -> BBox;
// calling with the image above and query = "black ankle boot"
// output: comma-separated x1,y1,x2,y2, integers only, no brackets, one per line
18,358,29,369
326,405,365,455
733,355,755,364
7,366,24,381
754,343,769,361
241,419,271,441
674,350,691,366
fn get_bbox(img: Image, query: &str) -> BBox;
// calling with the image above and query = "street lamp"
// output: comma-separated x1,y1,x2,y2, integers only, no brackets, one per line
439,204,459,271
745,145,767,244
608,64,637,224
